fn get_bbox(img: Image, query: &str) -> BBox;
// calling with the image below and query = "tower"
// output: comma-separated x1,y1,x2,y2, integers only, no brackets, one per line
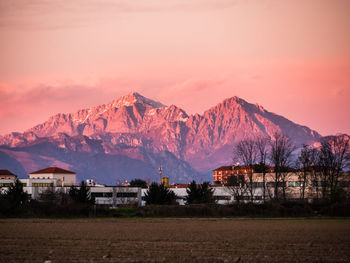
158,165,162,184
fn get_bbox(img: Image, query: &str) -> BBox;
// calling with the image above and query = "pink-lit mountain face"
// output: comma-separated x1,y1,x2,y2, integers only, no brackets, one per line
0,92,321,183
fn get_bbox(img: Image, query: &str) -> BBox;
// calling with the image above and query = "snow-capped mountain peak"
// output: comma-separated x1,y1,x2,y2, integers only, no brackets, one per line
109,92,166,109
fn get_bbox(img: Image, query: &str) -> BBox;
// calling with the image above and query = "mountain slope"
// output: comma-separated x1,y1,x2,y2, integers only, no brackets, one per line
183,96,320,170
0,92,322,182
0,134,202,184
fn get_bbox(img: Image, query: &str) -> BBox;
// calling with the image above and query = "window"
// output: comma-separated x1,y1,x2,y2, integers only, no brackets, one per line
267,182,286,187
32,183,53,187
0,183,13,187
312,181,326,187
252,182,264,188
288,181,307,187
214,196,231,200
91,192,113,198
117,192,138,198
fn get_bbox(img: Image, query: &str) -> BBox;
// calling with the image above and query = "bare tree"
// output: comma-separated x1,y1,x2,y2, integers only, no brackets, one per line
318,135,350,202
308,150,322,201
233,138,257,201
39,187,71,206
280,167,294,200
297,144,317,201
255,136,270,202
269,131,295,201
225,174,249,205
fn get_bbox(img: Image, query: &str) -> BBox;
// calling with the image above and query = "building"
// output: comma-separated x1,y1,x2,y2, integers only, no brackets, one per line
213,165,350,202
0,167,145,206
0,169,16,180
213,166,233,185
0,169,16,193
20,178,62,199
213,165,275,185
0,169,61,199
86,179,105,187
29,167,76,186
91,186,142,207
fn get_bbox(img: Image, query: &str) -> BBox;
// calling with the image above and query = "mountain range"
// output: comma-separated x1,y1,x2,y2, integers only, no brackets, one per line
0,92,323,184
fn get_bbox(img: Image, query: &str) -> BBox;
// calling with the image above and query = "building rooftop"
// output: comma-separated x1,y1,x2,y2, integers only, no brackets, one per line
213,165,275,173
0,169,15,176
213,166,233,171
30,167,76,174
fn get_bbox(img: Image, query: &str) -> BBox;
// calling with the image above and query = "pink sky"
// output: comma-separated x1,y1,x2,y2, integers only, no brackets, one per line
0,0,349,136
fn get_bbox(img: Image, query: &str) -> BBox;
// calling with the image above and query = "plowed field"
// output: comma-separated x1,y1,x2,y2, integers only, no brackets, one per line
0,218,349,262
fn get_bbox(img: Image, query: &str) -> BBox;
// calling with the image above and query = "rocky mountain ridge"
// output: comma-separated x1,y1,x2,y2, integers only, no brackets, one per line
0,92,322,183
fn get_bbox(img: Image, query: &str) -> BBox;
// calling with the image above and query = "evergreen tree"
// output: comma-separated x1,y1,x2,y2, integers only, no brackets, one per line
144,183,177,205
130,179,148,188
200,182,214,203
69,181,93,204
69,185,79,201
185,181,201,204
77,181,92,203
0,178,29,215
185,181,214,204
5,178,28,208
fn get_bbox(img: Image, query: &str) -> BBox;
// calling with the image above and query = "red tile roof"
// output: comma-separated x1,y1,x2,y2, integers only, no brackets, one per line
214,165,275,172
0,169,15,176
30,167,75,174
213,166,233,171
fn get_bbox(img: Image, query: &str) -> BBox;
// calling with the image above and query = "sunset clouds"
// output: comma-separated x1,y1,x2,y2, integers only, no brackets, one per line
0,0,349,135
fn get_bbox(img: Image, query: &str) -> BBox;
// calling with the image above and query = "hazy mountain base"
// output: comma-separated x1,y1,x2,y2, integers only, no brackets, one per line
0,140,206,184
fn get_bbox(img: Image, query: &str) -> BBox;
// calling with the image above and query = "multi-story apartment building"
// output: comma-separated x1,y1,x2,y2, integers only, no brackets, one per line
213,165,274,185
213,165,350,202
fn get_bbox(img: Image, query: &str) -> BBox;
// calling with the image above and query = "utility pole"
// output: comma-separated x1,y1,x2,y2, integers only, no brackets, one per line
159,165,162,184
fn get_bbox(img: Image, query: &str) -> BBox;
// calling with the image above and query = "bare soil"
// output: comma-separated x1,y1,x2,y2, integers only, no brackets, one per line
0,218,349,263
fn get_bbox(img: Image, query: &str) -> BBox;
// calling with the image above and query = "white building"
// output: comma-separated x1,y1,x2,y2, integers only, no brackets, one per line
29,167,76,186
19,178,66,199
91,186,142,207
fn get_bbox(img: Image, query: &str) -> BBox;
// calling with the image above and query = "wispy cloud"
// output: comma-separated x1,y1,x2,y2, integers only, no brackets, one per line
0,0,237,30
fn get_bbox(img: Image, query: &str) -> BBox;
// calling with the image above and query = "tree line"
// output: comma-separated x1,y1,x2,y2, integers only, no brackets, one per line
143,181,214,205
0,177,215,216
0,180,93,217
